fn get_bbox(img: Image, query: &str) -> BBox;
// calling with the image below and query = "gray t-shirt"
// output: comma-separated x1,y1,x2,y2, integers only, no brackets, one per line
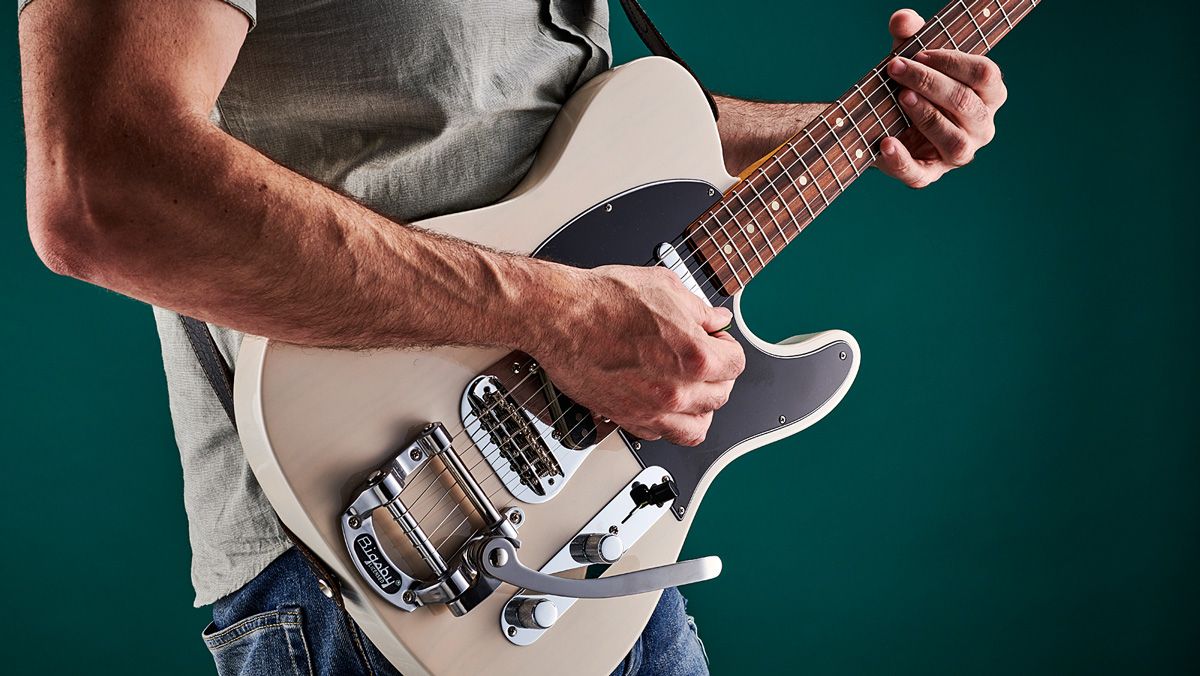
22,0,611,605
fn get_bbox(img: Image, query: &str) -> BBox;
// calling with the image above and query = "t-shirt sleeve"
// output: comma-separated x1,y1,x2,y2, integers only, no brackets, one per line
17,0,257,30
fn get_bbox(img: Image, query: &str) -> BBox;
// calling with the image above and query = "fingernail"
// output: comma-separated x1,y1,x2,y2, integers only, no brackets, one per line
915,51,931,62
882,139,896,156
900,90,918,106
889,58,907,75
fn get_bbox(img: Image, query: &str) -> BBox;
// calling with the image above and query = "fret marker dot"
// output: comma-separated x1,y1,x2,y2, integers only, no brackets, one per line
723,244,734,255
835,117,844,128
770,200,780,211
855,149,864,159
746,224,757,234
799,175,809,185
982,7,991,17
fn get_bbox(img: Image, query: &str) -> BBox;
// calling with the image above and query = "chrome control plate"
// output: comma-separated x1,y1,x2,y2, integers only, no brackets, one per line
500,466,676,646
461,375,595,503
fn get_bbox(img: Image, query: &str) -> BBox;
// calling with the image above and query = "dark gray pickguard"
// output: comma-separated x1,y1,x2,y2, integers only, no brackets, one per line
533,180,856,516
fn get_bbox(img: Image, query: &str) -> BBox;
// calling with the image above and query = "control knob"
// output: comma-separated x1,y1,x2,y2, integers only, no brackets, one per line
570,532,624,565
507,597,559,630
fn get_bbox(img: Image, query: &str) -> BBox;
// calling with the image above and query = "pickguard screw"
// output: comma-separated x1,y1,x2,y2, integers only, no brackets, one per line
410,448,422,461
508,627,518,637
839,351,847,360
708,188,716,196
509,511,523,525
633,441,642,450
675,506,686,516
779,415,787,424
348,516,361,529
662,475,671,484
609,525,619,535
605,203,613,212
548,477,555,485
402,591,416,604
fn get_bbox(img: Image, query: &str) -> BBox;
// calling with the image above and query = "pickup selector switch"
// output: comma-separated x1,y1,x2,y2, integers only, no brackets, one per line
507,598,559,629
570,533,623,565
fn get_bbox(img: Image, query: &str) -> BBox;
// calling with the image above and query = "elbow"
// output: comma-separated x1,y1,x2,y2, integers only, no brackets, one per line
25,139,142,284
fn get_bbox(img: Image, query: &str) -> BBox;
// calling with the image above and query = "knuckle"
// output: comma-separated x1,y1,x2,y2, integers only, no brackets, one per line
918,103,940,128
946,136,974,166
661,385,686,411
950,87,983,121
915,68,936,92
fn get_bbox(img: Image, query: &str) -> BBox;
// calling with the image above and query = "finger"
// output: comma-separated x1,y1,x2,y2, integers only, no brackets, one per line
658,411,715,447
697,331,746,380
888,57,989,130
875,136,941,189
889,9,925,48
896,89,974,166
678,380,735,415
914,50,1007,108
699,304,733,334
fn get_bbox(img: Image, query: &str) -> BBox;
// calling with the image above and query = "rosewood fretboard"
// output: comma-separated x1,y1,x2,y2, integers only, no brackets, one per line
687,0,1040,294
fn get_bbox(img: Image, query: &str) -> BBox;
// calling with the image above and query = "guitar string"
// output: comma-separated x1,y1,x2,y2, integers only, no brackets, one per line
394,1,1025,550
396,1,1019,544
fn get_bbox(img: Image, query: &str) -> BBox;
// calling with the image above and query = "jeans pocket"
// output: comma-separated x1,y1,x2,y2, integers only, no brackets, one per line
203,608,313,676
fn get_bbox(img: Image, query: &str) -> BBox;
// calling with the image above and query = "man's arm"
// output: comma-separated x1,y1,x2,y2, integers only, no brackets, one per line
714,9,1007,187
714,96,826,176
20,0,744,445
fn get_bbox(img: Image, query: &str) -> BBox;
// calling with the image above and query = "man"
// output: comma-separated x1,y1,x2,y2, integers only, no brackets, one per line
18,0,1007,673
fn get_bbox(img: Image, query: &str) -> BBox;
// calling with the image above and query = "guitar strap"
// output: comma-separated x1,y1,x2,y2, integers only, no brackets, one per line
178,1,710,661
617,0,720,120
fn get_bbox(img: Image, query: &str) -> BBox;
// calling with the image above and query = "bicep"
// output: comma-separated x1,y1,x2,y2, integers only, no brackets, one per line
19,0,249,135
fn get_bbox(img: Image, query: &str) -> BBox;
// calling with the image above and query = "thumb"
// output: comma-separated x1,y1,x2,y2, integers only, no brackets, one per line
700,305,733,334
889,9,925,49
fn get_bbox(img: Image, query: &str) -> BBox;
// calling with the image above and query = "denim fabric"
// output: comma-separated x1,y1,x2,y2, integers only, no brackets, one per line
205,548,708,676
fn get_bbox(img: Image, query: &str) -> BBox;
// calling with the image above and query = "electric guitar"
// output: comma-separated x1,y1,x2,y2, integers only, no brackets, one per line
233,2,1038,673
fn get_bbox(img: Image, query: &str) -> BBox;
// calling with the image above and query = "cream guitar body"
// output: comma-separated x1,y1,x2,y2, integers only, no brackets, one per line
235,57,859,675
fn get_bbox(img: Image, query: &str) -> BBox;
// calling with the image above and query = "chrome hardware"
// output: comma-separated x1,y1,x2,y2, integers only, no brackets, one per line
461,376,596,503
656,242,709,305
570,533,623,565
485,538,720,599
340,422,516,616
498,467,721,646
506,598,559,630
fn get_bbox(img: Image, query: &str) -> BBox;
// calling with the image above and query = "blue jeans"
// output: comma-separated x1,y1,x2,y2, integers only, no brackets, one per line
203,548,709,675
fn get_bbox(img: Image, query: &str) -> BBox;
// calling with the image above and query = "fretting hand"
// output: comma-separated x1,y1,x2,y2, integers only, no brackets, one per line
876,8,1008,188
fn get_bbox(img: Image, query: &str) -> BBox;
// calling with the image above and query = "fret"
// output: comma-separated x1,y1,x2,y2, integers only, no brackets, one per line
995,1,1015,29
758,164,802,234
873,68,910,127
715,207,756,275
728,191,770,267
934,14,961,49
703,223,744,288
819,119,856,185
793,140,832,206
837,100,872,170
856,84,891,139
769,155,815,222
958,0,992,50
743,180,785,252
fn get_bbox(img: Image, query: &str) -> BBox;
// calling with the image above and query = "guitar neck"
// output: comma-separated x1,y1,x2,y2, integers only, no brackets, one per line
689,0,1040,294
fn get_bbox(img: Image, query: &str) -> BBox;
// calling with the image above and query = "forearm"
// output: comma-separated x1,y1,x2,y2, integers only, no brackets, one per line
714,95,827,176
26,109,570,352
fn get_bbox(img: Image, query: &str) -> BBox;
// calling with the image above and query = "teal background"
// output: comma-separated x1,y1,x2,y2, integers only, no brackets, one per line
2,1,1197,674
